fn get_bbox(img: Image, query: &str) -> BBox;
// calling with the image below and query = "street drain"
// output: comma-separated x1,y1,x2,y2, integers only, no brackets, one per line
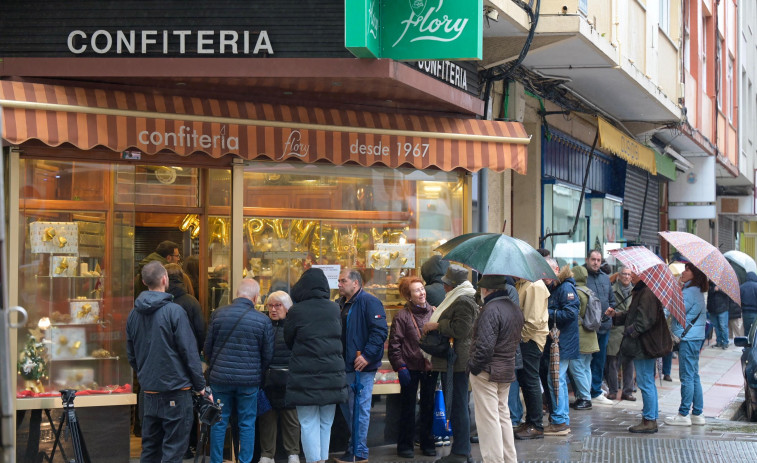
581,436,757,462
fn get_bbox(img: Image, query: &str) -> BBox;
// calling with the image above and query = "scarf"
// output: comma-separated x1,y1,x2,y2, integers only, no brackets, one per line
429,280,476,324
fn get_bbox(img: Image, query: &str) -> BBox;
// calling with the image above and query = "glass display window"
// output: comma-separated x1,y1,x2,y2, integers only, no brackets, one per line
242,162,464,323
543,183,587,268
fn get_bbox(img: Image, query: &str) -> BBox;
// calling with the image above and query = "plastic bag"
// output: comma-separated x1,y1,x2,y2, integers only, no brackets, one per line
432,388,452,437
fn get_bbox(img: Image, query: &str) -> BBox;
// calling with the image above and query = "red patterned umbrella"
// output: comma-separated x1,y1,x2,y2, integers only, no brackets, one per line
609,246,686,325
659,231,741,306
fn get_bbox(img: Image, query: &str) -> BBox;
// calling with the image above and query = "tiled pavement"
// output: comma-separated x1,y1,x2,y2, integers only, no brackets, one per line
131,340,755,462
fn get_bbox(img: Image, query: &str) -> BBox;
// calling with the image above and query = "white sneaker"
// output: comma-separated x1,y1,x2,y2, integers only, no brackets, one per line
690,414,706,425
664,414,692,426
592,394,614,405
258,457,275,463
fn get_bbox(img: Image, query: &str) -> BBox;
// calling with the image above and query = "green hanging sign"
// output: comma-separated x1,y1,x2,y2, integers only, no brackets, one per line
345,0,483,60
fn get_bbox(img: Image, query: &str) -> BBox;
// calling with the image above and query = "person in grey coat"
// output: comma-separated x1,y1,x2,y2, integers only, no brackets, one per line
127,261,205,463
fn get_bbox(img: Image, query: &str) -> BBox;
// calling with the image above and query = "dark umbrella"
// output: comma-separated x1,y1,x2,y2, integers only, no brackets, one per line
351,352,363,462
435,233,556,281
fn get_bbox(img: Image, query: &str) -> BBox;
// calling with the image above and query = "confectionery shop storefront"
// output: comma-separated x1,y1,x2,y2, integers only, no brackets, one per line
1,79,528,458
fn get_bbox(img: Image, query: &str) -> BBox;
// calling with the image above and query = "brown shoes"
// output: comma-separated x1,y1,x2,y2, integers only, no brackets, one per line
543,423,571,436
514,424,544,440
628,418,658,433
663,375,673,382
620,393,637,401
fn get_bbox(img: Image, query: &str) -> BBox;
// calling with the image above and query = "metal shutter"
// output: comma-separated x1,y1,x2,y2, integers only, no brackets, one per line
623,166,660,247
718,216,735,252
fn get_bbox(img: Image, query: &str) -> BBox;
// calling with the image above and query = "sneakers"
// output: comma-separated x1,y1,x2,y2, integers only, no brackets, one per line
543,423,570,436
287,456,300,463
258,457,274,463
514,424,544,440
573,398,592,410
628,418,658,433
592,394,614,405
336,452,368,463
664,413,692,426
691,414,706,425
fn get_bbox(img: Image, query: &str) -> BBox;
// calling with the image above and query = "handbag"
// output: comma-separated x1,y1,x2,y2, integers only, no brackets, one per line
419,330,451,357
264,367,289,389
257,389,272,415
672,311,703,352
407,308,433,370
640,306,674,358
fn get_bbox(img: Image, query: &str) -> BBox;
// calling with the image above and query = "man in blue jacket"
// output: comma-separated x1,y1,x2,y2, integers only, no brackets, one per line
204,279,274,463
740,272,757,335
336,269,388,463
585,250,616,406
127,261,206,463
544,259,580,436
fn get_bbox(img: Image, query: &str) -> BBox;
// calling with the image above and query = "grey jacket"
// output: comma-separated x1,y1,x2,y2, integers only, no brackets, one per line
584,265,614,333
127,291,205,392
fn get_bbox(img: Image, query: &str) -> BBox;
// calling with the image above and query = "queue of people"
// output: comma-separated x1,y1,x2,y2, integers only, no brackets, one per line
128,243,749,463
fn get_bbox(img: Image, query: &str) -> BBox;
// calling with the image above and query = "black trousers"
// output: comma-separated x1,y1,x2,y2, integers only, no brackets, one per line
515,340,544,430
441,371,471,456
398,370,437,453
605,354,635,397
141,389,193,463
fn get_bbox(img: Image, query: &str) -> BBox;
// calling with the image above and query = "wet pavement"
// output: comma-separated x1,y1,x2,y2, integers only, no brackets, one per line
132,341,755,462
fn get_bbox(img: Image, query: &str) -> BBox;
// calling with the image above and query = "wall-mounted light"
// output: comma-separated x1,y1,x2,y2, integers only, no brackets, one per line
485,7,499,21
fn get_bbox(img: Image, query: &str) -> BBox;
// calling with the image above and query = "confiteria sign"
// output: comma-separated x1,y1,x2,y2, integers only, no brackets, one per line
345,0,482,60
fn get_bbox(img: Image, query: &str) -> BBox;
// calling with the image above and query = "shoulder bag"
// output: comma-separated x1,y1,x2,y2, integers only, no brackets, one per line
640,305,674,358
407,308,433,371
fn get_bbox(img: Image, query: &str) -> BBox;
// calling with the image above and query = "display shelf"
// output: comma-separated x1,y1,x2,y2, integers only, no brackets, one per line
49,322,105,327
49,356,120,362
35,275,104,279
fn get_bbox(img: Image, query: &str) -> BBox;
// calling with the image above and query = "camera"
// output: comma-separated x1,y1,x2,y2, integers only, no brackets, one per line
193,387,223,426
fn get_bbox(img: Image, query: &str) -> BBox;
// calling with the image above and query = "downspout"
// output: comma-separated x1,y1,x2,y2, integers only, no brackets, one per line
636,171,650,243
539,128,600,247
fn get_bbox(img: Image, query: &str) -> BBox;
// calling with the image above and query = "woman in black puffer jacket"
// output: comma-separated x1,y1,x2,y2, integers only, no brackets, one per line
285,268,347,463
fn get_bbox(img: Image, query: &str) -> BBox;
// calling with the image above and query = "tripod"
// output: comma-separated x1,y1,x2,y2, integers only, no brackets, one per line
48,389,91,463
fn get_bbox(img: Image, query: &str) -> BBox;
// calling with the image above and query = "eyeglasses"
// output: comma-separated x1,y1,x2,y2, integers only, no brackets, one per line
266,302,284,309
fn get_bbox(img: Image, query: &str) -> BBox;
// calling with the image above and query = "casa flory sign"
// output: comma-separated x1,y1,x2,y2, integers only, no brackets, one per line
345,0,483,60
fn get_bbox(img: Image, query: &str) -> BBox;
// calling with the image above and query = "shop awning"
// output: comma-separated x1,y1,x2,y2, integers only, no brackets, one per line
654,151,677,180
596,117,657,175
0,80,530,174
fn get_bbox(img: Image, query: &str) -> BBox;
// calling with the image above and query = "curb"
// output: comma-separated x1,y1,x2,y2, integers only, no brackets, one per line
719,389,745,421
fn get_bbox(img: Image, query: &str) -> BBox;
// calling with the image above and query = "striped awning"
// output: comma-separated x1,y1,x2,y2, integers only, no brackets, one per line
0,80,530,173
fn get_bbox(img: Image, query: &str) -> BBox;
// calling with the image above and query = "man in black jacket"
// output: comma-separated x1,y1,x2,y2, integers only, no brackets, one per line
127,261,205,463
422,255,450,307
205,278,274,463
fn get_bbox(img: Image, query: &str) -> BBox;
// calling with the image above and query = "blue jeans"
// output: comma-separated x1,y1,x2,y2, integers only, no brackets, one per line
210,384,258,463
633,358,658,420
507,379,522,427
709,311,730,347
141,389,193,463
591,331,610,398
662,352,673,376
340,371,375,459
547,359,570,425
297,404,336,463
568,354,592,400
678,340,704,417
744,311,757,336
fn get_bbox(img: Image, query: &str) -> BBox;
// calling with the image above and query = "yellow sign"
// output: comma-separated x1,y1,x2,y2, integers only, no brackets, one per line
597,117,657,175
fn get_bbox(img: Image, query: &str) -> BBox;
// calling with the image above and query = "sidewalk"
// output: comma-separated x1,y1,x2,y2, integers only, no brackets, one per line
129,340,749,462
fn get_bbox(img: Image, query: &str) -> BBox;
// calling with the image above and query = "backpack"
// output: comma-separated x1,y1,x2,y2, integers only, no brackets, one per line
576,286,603,331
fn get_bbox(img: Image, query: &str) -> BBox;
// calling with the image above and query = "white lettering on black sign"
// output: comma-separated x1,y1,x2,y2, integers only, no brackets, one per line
67,29,273,55
416,60,468,91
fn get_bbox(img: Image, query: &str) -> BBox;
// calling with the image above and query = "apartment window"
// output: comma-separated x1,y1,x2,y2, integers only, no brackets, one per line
728,57,734,122
659,0,670,35
716,38,722,109
579,0,588,15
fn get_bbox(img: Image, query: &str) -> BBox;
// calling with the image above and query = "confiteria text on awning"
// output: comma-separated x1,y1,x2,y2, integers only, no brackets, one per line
0,80,530,174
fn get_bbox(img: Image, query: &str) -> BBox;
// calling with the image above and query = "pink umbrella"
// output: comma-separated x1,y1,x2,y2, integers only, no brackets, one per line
609,246,686,325
658,231,741,306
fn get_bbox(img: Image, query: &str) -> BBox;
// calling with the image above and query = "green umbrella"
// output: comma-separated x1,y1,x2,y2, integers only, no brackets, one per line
435,233,556,282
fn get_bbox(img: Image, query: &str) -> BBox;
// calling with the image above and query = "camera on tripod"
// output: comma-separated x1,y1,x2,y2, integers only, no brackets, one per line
193,387,222,426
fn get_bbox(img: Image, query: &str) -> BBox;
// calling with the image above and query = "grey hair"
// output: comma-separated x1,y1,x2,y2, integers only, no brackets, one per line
343,268,363,287
266,291,293,310
142,261,167,290
237,278,260,301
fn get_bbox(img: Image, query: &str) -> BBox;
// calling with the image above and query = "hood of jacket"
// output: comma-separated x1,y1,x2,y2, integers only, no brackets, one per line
572,265,588,285
748,272,757,283
138,251,166,268
557,265,574,284
421,255,449,285
291,268,331,303
167,275,188,300
134,291,174,315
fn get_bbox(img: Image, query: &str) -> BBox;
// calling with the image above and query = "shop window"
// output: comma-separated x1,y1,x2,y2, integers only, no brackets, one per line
114,165,199,207
16,159,133,399
543,183,587,268
242,162,463,322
